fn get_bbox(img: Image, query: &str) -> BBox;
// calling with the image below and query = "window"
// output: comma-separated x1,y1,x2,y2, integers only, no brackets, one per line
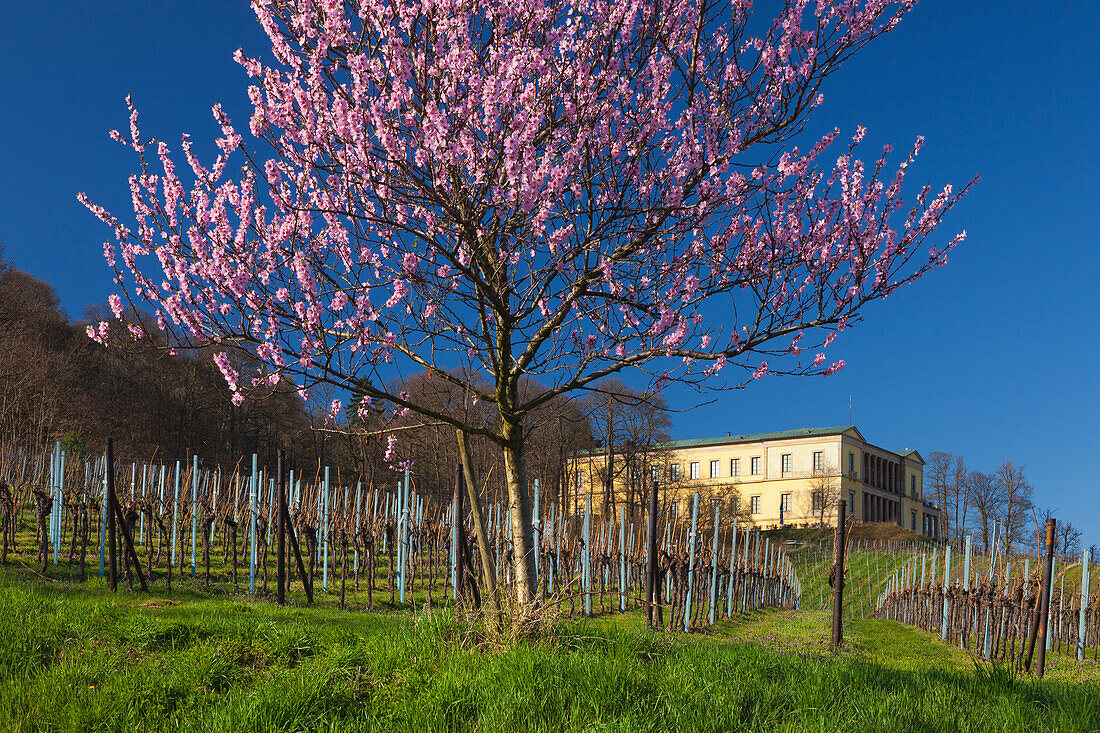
670,464,680,482
813,451,824,472
670,501,679,519
651,466,660,482
710,460,720,478
750,495,761,514
911,510,917,531
730,458,740,476
849,492,855,513
781,454,792,473
911,475,916,496
780,493,791,513
729,496,740,514
751,456,761,475
848,452,854,474
812,490,823,512
690,462,700,480
575,471,584,490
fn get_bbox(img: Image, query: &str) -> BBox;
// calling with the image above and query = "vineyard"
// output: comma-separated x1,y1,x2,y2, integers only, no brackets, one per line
2,439,1099,731
0,439,800,629
873,534,1098,671
5,437,1098,659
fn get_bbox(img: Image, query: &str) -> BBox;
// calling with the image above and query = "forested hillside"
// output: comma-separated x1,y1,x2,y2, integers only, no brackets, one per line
0,248,318,467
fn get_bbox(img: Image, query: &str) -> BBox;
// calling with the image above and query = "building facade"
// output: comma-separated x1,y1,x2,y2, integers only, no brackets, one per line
571,425,941,539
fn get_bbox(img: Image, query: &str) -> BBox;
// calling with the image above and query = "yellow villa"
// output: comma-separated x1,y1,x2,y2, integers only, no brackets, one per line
570,425,941,539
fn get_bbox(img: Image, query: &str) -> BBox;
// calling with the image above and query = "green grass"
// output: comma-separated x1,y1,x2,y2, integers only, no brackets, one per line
0,505,462,616
0,566,1098,732
787,538,924,616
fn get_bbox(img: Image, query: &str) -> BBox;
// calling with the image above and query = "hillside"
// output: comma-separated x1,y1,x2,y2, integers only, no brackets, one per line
0,564,1096,732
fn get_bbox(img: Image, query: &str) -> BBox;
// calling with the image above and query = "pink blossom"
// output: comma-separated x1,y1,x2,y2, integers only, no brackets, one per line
213,351,239,391
108,294,124,319
81,0,967,473
663,319,689,351
89,321,110,344
85,324,107,344
385,280,408,308
357,399,372,420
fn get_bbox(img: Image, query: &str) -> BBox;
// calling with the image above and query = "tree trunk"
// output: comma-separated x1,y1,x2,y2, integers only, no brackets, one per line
340,529,348,610
387,522,395,605
33,491,52,573
78,501,91,580
457,429,502,626
500,418,537,607
0,485,10,564
603,399,614,518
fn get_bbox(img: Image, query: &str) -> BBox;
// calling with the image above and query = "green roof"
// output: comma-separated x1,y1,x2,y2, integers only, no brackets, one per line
660,425,858,450
575,426,860,456
575,425,924,460
893,448,925,464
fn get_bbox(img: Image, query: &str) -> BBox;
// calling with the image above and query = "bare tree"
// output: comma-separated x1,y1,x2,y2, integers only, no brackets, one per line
614,390,672,520
949,455,971,545
802,460,840,528
926,452,950,531
1056,520,1082,560
967,470,1001,552
583,378,627,518
926,451,966,543
582,378,670,518
996,461,1033,554
522,386,591,519
386,368,502,501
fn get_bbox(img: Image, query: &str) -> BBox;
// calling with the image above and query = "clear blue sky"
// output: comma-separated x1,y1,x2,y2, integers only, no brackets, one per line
1,3,1097,546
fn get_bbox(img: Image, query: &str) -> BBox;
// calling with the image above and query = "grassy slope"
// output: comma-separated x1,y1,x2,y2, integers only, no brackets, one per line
783,532,1096,635
1,567,1098,733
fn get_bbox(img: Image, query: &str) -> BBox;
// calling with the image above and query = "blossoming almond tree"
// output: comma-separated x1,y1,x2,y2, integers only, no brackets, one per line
81,0,971,605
